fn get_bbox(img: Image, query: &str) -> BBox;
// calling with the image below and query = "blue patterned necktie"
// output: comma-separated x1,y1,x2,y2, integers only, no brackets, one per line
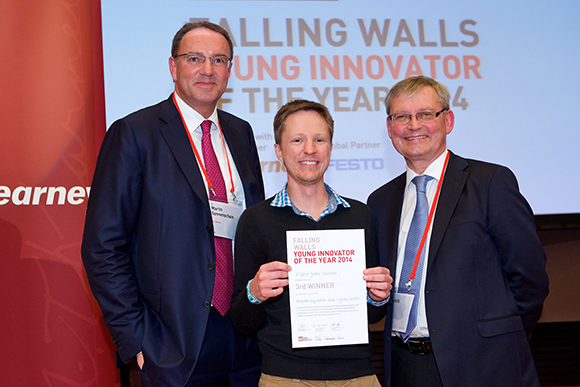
399,174,433,341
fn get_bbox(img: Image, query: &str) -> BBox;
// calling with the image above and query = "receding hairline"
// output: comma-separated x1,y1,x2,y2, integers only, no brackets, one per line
384,76,450,115
171,22,234,59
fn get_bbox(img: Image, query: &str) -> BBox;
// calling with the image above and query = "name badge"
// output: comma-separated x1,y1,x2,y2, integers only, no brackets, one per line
392,291,415,333
210,201,243,240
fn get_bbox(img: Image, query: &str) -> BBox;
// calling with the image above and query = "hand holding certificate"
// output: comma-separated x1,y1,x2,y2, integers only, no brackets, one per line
287,229,368,348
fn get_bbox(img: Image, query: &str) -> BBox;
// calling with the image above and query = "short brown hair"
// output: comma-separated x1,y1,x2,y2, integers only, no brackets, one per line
384,76,450,115
273,100,334,145
171,21,234,59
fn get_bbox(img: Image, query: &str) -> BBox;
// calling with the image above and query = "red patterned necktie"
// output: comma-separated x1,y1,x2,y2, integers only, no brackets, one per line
201,120,233,316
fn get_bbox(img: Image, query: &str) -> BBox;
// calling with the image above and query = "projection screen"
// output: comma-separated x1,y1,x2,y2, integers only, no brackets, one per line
101,0,580,216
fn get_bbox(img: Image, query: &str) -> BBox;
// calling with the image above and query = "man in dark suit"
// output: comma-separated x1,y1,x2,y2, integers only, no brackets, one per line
367,76,549,387
81,21,264,386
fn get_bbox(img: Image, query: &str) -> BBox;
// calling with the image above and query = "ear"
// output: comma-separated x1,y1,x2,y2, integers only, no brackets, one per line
169,57,178,82
274,143,284,163
386,117,393,140
445,110,455,135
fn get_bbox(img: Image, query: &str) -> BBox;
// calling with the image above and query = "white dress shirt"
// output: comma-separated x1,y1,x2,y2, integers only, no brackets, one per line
393,150,448,338
173,92,246,210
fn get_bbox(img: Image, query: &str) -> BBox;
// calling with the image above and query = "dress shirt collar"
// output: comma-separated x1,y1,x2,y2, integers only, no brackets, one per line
405,150,449,191
270,183,350,221
173,92,219,132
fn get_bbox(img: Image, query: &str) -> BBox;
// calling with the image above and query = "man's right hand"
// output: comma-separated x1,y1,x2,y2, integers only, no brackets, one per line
250,261,291,302
136,352,144,370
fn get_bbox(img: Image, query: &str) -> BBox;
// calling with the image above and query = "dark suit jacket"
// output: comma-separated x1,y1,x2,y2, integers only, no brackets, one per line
367,151,548,387
81,96,265,386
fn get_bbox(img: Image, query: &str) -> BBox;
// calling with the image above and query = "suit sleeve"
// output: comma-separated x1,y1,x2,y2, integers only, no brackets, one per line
487,166,549,337
81,119,144,362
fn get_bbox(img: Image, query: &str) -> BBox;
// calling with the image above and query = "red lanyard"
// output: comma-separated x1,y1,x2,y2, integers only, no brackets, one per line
172,93,237,201
405,151,450,289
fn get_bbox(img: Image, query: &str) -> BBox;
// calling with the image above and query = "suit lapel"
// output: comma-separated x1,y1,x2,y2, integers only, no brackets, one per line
158,97,211,214
427,152,469,272
387,174,406,275
218,110,262,208
217,111,243,175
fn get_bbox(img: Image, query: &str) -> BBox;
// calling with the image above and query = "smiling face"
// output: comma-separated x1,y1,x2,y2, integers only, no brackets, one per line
169,27,231,118
275,110,333,189
387,86,454,174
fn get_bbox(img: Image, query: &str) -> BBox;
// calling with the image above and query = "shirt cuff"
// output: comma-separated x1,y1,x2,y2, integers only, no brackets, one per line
367,290,389,307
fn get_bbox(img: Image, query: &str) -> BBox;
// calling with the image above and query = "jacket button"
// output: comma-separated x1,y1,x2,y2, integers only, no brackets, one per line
206,226,211,233
203,300,211,308
207,262,215,270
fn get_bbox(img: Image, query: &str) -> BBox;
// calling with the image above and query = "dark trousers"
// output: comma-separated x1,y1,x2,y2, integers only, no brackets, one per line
139,308,261,387
391,338,443,387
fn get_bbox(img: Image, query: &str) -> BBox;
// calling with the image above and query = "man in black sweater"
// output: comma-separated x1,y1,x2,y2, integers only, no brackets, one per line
230,100,393,386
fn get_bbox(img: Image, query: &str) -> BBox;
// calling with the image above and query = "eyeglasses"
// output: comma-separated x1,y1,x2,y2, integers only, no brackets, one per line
174,53,231,67
388,109,448,125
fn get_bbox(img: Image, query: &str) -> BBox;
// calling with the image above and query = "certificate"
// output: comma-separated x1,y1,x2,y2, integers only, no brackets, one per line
287,229,368,348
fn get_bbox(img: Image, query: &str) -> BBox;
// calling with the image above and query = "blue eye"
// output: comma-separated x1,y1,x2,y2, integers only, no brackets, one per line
188,55,203,63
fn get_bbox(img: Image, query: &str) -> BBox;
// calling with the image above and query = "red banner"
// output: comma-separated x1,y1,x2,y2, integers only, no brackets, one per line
0,0,117,385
